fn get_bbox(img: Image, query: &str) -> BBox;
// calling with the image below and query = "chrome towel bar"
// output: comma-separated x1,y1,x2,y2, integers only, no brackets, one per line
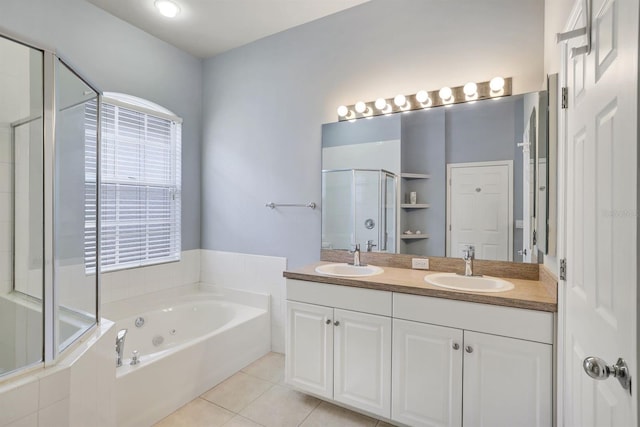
265,202,316,210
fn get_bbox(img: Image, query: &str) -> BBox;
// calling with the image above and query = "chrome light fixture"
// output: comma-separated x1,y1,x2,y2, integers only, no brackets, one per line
336,77,512,121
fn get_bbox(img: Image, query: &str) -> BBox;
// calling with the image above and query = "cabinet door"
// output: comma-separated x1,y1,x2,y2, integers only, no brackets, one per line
392,319,463,427
463,331,552,427
285,301,333,399
333,309,391,418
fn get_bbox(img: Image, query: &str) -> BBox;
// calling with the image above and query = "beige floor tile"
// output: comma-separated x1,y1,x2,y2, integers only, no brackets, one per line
201,372,273,413
300,401,378,427
241,352,285,384
154,398,234,427
222,415,264,427
240,384,320,427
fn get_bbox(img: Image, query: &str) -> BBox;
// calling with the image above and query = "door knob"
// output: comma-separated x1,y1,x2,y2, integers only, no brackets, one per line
583,356,632,393
452,343,460,350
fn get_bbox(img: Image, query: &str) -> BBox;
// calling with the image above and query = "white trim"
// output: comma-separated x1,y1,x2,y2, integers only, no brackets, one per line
103,93,182,124
446,160,514,261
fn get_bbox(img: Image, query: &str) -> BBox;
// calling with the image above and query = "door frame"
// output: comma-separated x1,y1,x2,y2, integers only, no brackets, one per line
446,160,514,261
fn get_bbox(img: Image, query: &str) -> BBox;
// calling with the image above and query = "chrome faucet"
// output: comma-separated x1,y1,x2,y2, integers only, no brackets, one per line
116,329,127,367
366,239,377,252
461,245,475,276
349,244,362,266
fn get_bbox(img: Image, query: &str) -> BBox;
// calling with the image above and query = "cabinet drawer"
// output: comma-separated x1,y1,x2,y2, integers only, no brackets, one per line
286,279,392,316
393,293,554,344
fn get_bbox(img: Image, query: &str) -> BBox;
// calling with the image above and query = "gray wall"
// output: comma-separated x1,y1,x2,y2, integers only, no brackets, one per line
0,0,203,250
202,0,544,268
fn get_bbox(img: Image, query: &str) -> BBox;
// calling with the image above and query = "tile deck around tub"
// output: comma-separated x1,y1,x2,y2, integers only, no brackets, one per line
154,352,393,427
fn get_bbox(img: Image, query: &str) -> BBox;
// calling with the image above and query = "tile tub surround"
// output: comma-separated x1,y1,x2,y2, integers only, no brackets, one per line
200,250,287,353
285,262,557,312
0,320,117,427
155,352,394,427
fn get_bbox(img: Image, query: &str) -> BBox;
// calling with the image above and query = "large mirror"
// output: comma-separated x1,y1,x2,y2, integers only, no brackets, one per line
321,90,553,263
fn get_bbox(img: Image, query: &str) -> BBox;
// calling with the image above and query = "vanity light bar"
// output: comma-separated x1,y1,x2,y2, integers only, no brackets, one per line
337,77,512,121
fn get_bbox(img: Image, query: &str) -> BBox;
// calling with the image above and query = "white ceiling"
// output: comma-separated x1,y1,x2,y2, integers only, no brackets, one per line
85,0,370,58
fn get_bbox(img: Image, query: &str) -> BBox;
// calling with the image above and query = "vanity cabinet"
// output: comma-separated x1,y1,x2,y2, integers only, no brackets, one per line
286,279,554,427
285,281,393,418
393,293,553,427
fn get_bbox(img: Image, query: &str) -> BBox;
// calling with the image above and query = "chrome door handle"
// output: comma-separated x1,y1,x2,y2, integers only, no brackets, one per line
583,356,632,393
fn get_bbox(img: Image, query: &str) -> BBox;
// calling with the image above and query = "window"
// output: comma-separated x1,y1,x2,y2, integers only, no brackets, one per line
85,94,182,272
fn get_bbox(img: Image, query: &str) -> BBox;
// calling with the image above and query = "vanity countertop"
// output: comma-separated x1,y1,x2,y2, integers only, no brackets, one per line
283,262,557,313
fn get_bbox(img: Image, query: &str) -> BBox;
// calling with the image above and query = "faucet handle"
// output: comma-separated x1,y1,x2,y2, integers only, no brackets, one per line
462,245,475,259
350,243,360,253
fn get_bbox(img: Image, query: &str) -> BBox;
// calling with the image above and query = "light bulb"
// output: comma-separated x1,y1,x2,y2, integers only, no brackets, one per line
490,76,505,92
463,82,477,97
337,105,349,117
439,86,453,101
355,101,367,114
394,94,407,107
415,90,429,104
375,98,387,110
155,0,180,17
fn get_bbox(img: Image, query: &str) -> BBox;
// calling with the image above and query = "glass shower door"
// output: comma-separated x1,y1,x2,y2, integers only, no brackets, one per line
0,35,44,376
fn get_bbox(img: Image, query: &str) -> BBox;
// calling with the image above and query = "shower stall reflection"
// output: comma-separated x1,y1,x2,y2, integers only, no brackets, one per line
322,169,397,253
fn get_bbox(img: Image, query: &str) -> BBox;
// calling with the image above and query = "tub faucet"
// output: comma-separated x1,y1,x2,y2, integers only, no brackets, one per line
349,244,362,266
462,246,475,276
116,329,127,367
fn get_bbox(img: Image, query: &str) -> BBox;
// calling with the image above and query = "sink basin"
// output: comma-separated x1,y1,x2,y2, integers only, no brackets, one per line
424,272,515,292
315,263,384,277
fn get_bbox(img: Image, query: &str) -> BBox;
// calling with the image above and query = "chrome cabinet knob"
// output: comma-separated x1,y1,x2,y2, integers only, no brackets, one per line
583,356,632,393
334,321,340,326
452,343,460,350
325,319,331,325
465,346,473,353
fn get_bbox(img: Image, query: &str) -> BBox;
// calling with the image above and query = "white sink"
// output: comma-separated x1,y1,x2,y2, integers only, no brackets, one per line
315,263,384,277
424,272,515,293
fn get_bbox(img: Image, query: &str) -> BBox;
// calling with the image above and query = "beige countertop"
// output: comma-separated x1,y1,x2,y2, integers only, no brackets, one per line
284,262,557,313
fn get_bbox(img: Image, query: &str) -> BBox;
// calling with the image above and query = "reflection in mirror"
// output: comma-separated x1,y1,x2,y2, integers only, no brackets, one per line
321,91,551,264
0,35,44,375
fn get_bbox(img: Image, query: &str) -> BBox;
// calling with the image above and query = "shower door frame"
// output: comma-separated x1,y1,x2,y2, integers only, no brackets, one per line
1,30,102,368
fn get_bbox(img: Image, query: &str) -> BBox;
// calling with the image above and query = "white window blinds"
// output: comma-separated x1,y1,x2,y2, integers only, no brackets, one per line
85,97,182,272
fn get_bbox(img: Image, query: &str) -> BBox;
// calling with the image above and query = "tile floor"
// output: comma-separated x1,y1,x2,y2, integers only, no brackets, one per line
154,352,394,427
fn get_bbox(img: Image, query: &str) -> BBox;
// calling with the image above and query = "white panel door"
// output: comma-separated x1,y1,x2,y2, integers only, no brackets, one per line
561,0,637,425
462,331,552,427
391,319,463,427
448,162,512,261
334,308,391,418
285,301,333,399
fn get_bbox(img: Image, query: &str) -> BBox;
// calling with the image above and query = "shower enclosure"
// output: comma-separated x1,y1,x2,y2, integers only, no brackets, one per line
321,169,397,253
0,34,99,378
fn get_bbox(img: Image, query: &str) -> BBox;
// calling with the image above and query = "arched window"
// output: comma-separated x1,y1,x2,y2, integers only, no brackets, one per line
85,93,182,272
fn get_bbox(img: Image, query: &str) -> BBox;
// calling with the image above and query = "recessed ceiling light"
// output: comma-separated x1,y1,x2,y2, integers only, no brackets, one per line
155,0,180,18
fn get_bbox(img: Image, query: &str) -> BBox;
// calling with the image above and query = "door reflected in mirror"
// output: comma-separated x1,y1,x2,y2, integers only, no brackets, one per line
321,91,552,263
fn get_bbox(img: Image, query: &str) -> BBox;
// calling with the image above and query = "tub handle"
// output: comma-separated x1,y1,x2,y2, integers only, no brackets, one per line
130,350,140,366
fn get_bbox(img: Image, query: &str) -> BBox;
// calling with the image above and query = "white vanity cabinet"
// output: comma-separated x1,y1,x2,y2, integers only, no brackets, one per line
393,293,553,427
286,279,554,427
285,280,393,418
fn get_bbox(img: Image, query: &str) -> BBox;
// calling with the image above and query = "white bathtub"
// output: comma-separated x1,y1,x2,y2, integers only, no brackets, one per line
104,284,271,427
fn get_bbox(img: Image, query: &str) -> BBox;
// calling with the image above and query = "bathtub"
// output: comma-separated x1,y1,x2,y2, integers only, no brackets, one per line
103,284,271,427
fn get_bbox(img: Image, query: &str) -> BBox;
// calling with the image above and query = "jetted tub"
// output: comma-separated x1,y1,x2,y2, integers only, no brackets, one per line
103,284,271,427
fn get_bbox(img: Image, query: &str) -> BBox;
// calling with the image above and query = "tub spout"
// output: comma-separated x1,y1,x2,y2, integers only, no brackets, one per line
116,329,127,367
